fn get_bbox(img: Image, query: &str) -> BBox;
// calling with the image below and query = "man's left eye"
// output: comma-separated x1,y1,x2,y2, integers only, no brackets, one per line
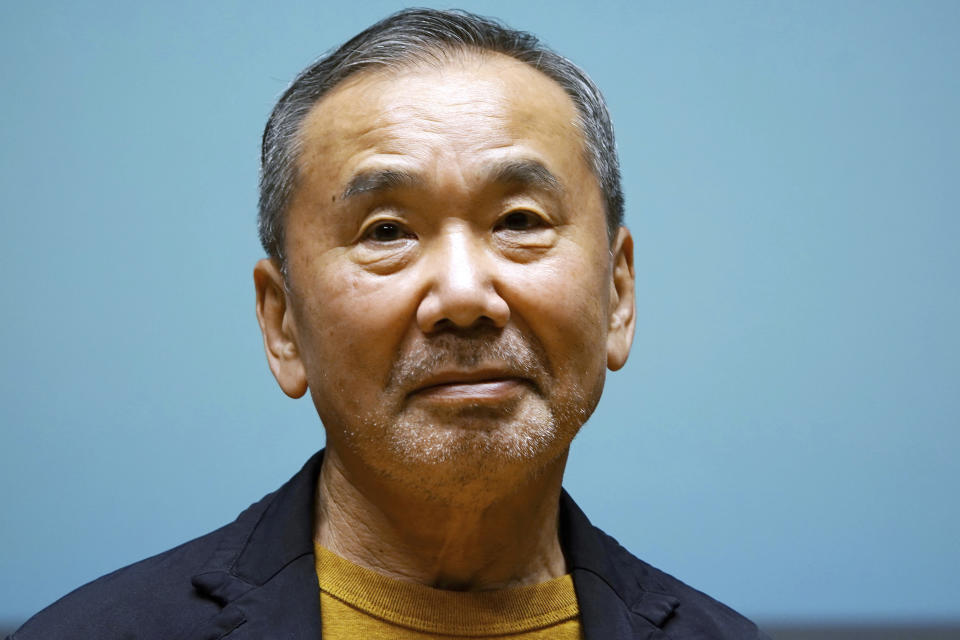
497,210,544,231
365,221,409,242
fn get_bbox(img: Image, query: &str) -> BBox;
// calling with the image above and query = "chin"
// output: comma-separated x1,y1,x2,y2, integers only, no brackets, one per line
351,394,593,503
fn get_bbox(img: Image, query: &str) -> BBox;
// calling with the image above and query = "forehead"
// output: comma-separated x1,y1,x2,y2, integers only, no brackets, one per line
294,52,592,190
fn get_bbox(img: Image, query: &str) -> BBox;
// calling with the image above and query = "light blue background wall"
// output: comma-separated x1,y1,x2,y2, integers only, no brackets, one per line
2,0,958,627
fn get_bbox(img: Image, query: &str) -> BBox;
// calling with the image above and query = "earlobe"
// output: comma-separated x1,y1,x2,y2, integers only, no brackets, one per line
606,227,636,371
254,258,308,398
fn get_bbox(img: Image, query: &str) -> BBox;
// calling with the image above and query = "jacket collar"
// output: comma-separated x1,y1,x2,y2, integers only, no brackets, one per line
560,491,680,637
189,450,679,639
188,450,323,639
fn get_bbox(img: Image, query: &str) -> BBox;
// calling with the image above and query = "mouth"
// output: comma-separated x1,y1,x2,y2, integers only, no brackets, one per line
408,370,531,405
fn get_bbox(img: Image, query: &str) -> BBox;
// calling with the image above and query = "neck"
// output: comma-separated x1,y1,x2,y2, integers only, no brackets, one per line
314,445,569,591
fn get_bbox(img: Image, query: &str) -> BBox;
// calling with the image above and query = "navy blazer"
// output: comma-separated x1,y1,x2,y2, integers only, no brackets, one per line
10,451,768,639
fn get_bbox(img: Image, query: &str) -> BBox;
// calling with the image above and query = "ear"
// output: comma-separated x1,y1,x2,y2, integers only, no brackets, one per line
606,226,636,371
254,258,308,398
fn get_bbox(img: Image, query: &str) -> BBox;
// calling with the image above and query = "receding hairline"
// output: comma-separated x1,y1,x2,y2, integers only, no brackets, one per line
258,10,625,268
287,47,596,209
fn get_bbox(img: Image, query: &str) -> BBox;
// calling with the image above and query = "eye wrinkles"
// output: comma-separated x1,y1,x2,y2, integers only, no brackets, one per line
339,158,564,271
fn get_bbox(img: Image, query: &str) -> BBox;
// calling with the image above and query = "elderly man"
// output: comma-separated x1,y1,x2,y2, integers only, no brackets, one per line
10,9,767,640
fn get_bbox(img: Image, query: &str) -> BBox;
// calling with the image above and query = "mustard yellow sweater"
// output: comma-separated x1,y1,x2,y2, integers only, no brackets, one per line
315,545,582,639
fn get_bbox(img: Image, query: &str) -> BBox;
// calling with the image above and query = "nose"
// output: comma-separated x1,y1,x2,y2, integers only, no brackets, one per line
416,227,510,333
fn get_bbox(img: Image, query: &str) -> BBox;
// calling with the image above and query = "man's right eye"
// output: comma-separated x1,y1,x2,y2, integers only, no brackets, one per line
365,221,408,242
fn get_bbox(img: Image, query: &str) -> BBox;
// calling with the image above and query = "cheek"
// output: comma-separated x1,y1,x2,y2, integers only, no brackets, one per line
503,254,610,379
292,265,421,392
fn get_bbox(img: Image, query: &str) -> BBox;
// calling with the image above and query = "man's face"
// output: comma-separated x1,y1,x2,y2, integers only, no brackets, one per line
255,52,634,496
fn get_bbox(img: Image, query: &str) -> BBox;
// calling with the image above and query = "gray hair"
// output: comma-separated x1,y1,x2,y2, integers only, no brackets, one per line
258,8,623,265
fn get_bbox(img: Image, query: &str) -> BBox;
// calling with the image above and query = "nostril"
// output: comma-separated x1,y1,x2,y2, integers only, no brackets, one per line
431,318,456,333
429,315,499,334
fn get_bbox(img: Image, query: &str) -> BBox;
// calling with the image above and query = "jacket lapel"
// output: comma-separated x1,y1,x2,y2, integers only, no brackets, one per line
187,451,325,639
561,491,680,639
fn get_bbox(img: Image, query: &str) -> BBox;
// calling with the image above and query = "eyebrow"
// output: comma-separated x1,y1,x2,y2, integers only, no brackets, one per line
487,159,563,196
338,159,563,202
340,169,423,201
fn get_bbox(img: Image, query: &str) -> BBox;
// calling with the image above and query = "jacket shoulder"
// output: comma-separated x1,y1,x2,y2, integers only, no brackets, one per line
8,498,271,640
595,527,770,639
